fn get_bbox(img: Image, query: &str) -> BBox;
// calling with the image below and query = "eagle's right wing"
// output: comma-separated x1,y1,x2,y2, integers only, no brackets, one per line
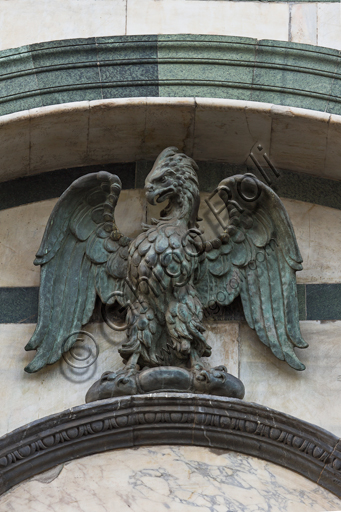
25,172,133,373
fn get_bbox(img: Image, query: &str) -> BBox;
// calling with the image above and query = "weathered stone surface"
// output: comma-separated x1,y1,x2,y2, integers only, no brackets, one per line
317,3,341,50
0,0,126,51
127,0,289,40
0,0,339,57
290,4,317,46
201,321,239,375
0,322,125,437
281,198,341,284
1,99,341,182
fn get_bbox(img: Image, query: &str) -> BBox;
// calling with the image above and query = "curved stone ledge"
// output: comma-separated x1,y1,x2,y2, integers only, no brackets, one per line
1,97,341,184
0,394,340,498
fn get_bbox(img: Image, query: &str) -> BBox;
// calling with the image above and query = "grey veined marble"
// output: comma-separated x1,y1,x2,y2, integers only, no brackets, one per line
1,446,340,511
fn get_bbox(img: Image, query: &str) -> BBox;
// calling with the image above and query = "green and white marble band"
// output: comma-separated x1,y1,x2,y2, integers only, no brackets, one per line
1,161,341,212
1,35,341,118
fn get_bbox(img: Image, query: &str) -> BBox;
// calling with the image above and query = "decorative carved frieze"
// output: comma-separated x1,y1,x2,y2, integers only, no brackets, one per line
0,395,340,497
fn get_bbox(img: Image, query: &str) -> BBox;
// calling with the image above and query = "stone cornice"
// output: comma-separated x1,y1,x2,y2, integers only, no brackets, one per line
0,394,340,497
1,36,341,118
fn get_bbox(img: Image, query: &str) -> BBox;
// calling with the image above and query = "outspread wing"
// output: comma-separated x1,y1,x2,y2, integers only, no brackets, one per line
25,172,133,373
197,174,308,370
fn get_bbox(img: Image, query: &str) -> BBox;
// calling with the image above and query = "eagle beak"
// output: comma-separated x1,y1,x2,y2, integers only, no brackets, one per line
145,184,157,205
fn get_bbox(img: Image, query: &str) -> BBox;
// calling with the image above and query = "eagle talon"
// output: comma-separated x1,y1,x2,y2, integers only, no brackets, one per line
193,367,211,383
212,370,226,382
101,371,117,382
213,365,227,373
117,376,129,386
114,365,140,387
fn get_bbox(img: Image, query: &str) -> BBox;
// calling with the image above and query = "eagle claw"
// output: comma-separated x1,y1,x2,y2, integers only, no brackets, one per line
192,365,211,383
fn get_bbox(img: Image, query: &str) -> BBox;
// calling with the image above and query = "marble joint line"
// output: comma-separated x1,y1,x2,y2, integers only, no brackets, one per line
0,394,340,497
1,35,341,117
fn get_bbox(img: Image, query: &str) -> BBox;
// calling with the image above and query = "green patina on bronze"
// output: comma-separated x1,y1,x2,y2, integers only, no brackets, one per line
25,148,308,400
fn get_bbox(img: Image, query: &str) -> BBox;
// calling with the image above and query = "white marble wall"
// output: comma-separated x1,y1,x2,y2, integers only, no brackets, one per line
240,320,341,437
2,447,341,511
2,318,340,438
0,0,340,52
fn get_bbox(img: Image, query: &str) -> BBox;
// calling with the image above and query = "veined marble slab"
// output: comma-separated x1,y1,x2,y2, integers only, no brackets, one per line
1,446,340,511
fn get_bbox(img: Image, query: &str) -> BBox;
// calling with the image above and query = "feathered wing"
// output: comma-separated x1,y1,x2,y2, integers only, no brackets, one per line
196,174,308,370
25,172,133,373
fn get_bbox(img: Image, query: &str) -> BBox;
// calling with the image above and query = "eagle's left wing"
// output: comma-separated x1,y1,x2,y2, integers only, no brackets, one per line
196,174,308,371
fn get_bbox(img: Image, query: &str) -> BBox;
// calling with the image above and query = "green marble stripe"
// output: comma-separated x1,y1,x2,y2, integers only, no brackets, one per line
1,162,340,212
1,35,341,116
306,284,341,321
158,35,257,102
0,288,39,324
0,284,339,323
0,164,136,211
158,36,341,114
136,161,341,210
0,36,158,116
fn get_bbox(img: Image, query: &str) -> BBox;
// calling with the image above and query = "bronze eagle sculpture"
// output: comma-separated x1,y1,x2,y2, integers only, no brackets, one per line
24,147,308,398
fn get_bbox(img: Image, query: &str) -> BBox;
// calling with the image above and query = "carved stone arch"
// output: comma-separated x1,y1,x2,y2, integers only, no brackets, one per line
0,394,340,497
1,98,341,184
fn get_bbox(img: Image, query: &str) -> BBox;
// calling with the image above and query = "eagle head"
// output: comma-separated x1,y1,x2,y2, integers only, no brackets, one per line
145,147,200,224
